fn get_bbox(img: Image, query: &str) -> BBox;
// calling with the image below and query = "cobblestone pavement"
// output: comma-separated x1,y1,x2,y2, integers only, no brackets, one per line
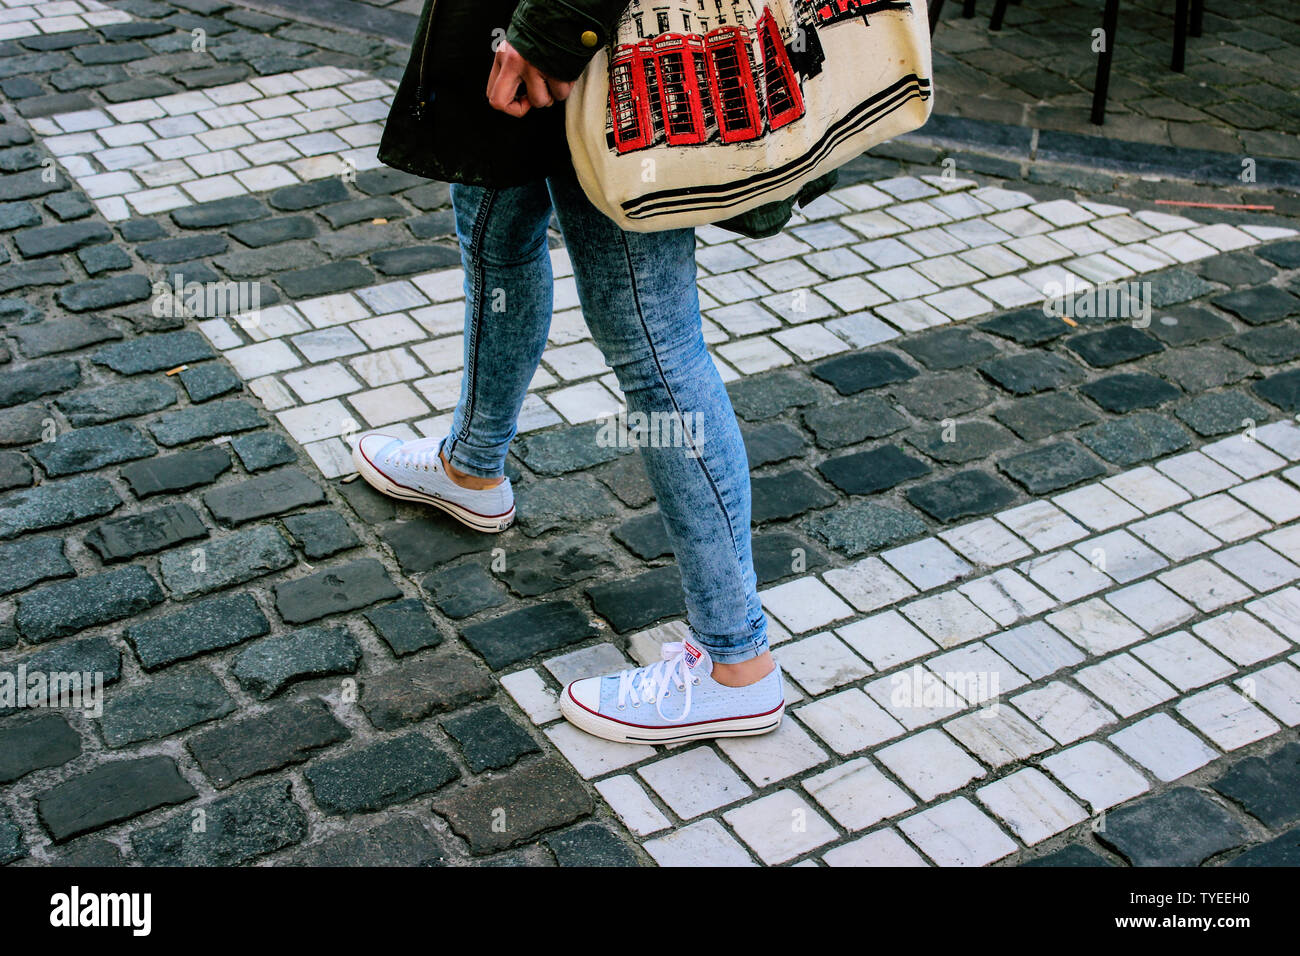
932,0,1300,160
1,0,1299,867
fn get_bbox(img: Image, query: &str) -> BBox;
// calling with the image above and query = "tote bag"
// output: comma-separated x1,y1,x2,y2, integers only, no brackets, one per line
565,0,934,232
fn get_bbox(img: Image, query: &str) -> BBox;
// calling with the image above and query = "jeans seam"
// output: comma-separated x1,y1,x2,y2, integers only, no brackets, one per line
615,228,745,579
452,187,498,460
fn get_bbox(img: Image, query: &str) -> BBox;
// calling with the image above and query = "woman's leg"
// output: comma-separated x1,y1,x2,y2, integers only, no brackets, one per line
443,179,557,478
545,165,769,670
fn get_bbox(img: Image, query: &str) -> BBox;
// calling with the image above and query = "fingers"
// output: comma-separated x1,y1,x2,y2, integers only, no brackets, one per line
547,78,575,102
487,58,530,117
523,67,553,109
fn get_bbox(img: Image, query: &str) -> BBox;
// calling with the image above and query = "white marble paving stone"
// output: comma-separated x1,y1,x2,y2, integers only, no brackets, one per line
1190,223,1256,251
1109,711,1219,782
957,568,1055,627
802,757,915,831
822,829,928,867
1253,421,1300,460
774,632,872,696
1192,610,1293,666
222,339,300,378
1201,434,1286,479
899,590,998,648
927,641,1030,697
836,609,938,670
302,437,355,479
545,380,621,423
939,517,1033,567
823,312,899,348
1213,541,1300,592
1263,524,1300,565
1244,587,1300,641
876,298,951,331
1046,597,1147,655
957,242,1027,277
973,274,1042,308
722,790,839,865
247,375,296,411
1102,465,1193,514
875,728,985,802
544,722,653,779
544,340,610,381
793,687,905,755
863,667,968,730
900,228,968,260
1230,475,1300,524
804,246,871,279
985,620,1085,681
750,258,821,292
868,264,940,299
642,818,756,867
1003,233,1071,265
1147,231,1218,263
348,347,425,387
976,767,1087,846
1074,652,1178,718
1011,681,1117,744
1130,630,1237,692
716,718,828,786
1127,512,1222,562
348,383,428,427
715,336,793,374
760,576,853,633
637,747,753,819
821,556,918,612
818,275,890,311
943,705,1053,768
771,323,851,361
594,775,671,836
854,236,921,267
881,538,972,591
1018,550,1112,603
760,289,838,324
292,326,367,363
898,796,1018,867
349,312,424,350
1157,560,1255,613
277,399,353,443
1072,529,1169,584
282,361,361,403
1040,741,1149,812
996,499,1088,551
1236,662,1300,726
1175,685,1280,751
1181,493,1270,542
1052,484,1143,531
1105,578,1196,635
500,668,560,725
1155,450,1241,497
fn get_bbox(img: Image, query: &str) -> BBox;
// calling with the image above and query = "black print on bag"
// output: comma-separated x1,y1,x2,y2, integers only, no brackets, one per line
605,0,914,155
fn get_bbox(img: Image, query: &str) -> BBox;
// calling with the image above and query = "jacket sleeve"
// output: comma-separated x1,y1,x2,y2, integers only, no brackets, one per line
505,0,633,82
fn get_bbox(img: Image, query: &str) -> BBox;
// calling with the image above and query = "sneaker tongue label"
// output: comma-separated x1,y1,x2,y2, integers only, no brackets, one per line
683,641,704,669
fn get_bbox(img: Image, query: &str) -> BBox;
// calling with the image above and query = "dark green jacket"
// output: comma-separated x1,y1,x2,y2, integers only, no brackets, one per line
376,0,836,239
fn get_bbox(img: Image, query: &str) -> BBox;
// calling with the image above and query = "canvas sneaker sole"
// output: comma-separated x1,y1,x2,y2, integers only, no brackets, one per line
559,685,784,744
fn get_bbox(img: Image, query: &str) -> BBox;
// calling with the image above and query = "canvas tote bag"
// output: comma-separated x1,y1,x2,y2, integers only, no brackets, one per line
565,0,934,232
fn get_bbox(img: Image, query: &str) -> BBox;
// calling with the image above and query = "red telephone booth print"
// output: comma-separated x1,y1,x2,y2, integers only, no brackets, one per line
703,26,763,143
652,34,708,146
757,10,804,129
609,40,655,153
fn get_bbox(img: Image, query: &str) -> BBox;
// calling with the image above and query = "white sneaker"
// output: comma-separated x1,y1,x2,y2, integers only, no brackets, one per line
560,640,784,744
352,432,515,533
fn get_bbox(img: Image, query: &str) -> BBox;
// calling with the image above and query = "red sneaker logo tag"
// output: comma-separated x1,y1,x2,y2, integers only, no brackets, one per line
683,641,703,668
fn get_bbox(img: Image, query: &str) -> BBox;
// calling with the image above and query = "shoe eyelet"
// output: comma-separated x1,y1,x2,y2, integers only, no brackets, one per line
677,683,686,691
692,677,701,685
632,701,641,708
617,705,626,711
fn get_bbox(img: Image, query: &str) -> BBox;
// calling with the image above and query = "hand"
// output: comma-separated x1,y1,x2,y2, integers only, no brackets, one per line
486,39,574,117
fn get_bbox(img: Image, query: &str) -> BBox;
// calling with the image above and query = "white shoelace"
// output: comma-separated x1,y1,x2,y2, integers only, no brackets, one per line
617,642,700,722
387,439,444,472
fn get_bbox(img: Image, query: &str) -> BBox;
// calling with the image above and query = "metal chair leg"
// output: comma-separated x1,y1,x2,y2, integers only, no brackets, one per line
1190,0,1203,37
1173,0,1188,71
1091,0,1120,125
930,0,946,35
990,0,1010,31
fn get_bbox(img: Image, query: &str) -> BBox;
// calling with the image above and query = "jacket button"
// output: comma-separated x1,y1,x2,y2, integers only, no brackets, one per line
580,29,598,47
